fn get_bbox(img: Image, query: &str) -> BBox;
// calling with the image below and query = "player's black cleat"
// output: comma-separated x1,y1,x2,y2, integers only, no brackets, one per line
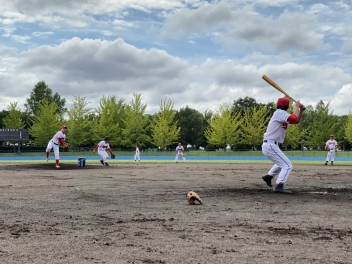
262,175,273,187
273,183,292,194
100,160,104,165
105,162,109,166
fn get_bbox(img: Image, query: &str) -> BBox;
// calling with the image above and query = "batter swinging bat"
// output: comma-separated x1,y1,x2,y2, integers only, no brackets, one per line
262,75,297,103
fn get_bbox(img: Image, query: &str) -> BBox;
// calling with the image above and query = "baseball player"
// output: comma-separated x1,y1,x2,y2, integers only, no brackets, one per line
324,134,338,165
261,98,305,193
175,142,186,163
46,125,68,169
93,137,114,166
134,145,141,164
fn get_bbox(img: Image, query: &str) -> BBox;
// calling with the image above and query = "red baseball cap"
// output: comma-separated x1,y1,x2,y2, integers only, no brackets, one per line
330,134,334,137
277,97,290,107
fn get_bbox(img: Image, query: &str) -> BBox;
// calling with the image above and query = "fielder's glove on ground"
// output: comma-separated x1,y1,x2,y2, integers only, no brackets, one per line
186,191,203,205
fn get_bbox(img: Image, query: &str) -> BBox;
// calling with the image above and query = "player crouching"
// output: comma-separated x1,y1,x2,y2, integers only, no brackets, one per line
93,137,115,166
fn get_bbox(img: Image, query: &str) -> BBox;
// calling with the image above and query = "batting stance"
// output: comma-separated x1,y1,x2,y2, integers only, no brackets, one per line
93,137,114,166
324,134,338,165
261,98,305,193
175,142,186,163
46,125,68,169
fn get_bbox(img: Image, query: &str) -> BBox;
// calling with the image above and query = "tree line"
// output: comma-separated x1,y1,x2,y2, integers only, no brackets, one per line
1,81,352,151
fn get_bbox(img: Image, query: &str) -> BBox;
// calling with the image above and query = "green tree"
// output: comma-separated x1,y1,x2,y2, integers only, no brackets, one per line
175,106,206,148
25,81,66,116
232,96,275,116
205,104,242,149
3,102,25,129
122,93,150,148
345,112,352,147
240,106,271,149
93,96,125,147
151,97,180,149
307,101,336,149
284,124,306,150
66,96,93,149
30,100,62,146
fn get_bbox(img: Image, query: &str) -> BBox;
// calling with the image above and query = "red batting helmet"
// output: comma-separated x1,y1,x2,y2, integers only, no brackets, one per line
61,124,67,129
277,97,290,107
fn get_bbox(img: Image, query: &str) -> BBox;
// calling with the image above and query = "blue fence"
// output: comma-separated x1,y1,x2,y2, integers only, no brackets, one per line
1,155,351,162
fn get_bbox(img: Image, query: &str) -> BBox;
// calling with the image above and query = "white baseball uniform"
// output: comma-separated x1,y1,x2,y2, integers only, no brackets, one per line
325,139,338,162
175,145,186,163
46,130,66,160
134,147,140,161
262,109,298,185
94,140,112,163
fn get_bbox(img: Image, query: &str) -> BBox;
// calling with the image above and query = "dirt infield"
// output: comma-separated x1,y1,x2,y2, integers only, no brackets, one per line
0,162,351,264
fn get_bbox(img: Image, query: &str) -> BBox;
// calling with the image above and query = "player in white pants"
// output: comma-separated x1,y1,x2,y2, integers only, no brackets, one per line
93,137,114,166
325,134,338,165
261,98,305,193
134,145,141,164
46,125,68,169
175,143,186,163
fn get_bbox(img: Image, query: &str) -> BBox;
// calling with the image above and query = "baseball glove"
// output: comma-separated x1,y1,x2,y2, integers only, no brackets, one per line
111,154,116,159
186,191,203,205
63,143,70,149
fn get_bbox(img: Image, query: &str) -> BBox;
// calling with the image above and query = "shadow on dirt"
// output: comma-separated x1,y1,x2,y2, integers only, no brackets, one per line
0,163,105,170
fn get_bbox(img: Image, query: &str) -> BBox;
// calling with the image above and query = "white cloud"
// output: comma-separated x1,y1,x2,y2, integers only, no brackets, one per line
0,0,352,116
330,84,352,115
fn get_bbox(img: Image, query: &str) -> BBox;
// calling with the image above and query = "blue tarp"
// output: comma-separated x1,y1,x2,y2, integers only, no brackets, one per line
1,155,350,161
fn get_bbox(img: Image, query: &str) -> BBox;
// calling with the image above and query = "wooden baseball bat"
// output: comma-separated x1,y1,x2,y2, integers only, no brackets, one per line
262,75,297,103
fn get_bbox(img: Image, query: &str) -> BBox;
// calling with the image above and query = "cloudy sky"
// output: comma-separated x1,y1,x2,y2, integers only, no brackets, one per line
1,0,352,115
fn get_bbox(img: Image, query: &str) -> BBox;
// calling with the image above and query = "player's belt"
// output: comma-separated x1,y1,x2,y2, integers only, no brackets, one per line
263,140,278,144
52,141,59,145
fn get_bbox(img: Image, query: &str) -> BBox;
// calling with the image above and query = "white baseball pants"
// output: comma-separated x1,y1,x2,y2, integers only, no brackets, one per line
46,141,60,160
262,141,293,184
326,149,336,162
98,150,109,162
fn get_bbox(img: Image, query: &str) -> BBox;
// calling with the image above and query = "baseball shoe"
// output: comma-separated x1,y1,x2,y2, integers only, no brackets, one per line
105,162,109,166
273,183,292,194
56,165,60,169
324,161,328,165
262,175,273,187
331,161,334,165
100,160,104,165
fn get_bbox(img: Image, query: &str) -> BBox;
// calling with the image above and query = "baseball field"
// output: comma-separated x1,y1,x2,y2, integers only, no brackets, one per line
0,161,351,264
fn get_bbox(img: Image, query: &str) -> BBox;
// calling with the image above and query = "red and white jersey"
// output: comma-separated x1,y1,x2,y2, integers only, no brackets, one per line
326,139,338,150
176,145,184,154
95,140,111,152
50,131,66,145
263,109,290,143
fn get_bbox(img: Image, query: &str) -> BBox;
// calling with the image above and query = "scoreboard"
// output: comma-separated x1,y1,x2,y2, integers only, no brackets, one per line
0,129,30,141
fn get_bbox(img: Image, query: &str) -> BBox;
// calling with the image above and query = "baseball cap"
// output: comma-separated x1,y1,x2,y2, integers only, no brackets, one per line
277,98,290,107
61,125,67,129
330,134,334,137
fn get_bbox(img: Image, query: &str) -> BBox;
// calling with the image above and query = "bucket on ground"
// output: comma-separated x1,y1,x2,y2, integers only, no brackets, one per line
78,157,86,167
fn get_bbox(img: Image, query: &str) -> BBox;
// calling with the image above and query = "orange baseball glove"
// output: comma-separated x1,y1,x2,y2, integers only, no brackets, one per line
186,191,203,205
